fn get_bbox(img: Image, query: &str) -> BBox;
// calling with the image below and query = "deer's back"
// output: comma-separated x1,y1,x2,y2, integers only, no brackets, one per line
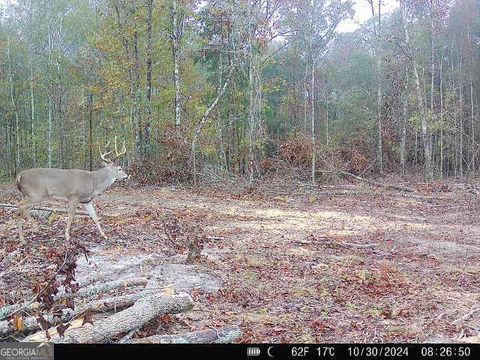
17,168,95,201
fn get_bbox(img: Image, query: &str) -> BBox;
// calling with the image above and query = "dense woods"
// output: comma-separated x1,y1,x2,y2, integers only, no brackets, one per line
0,0,479,184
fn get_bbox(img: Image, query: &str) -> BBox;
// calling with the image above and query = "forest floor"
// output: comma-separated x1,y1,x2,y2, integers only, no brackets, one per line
1,180,480,343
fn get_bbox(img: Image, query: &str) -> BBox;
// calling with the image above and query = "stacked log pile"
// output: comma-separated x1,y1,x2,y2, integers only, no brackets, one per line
0,246,241,344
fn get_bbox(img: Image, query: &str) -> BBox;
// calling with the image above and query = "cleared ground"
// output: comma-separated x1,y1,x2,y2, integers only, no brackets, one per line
1,181,480,342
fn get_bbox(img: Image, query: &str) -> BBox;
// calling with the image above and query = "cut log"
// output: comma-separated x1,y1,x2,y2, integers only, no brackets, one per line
55,277,148,301
0,302,42,322
206,236,225,241
0,279,148,328
128,325,242,344
24,292,193,343
75,286,173,314
0,309,74,335
0,287,170,336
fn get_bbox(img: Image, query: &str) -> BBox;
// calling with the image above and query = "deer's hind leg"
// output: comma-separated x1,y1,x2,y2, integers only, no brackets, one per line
17,197,40,242
65,197,79,242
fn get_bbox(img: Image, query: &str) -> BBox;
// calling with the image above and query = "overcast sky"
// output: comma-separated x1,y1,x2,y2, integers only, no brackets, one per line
338,0,399,32
0,0,398,33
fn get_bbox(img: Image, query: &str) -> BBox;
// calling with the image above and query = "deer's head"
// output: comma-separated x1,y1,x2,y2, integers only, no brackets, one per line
99,136,128,180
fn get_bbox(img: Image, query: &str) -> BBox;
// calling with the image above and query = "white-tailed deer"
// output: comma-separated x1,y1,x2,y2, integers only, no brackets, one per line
16,137,128,242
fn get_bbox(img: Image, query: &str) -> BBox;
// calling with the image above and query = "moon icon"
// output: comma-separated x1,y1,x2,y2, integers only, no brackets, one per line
267,346,274,358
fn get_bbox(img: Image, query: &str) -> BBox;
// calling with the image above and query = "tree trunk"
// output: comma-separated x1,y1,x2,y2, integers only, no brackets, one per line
430,0,435,114
172,0,182,128
430,0,436,175
325,89,329,147
439,52,444,178
48,98,52,168
133,30,142,158
303,68,308,134
247,6,256,184
56,54,65,168
311,57,316,184
459,59,463,177
470,74,475,173
192,65,234,185
145,0,154,154
30,70,36,167
370,0,383,174
88,93,94,171
376,37,383,174
401,68,408,177
7,35,21,172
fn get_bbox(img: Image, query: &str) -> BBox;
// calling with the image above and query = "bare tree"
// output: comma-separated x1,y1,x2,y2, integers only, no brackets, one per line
366,0,383,174
295,0,352,184
401,0,433,181
171,0,185,128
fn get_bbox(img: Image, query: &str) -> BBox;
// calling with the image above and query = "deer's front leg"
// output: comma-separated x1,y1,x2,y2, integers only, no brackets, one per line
65,198,79,242
84,202,107,239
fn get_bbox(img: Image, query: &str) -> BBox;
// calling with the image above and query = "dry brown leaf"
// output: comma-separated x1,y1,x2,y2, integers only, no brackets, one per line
13,314,24,332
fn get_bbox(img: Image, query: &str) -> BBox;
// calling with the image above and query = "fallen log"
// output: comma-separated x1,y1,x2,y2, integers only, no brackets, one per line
0,203,89,217
335,241,379,249
0,203,119,219
128,325,242,344
452,307,480,325
24,292,193,343
339,171,415,193
310,235,379,250
206,236,225,241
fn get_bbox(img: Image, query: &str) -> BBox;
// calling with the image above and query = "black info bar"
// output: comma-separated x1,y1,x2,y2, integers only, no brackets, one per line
1,343,477,360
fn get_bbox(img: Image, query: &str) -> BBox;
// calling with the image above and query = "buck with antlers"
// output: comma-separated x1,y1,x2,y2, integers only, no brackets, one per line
16,137,128,242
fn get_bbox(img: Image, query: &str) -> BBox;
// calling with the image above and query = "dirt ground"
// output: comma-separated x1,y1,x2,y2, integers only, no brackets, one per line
1,181,480,343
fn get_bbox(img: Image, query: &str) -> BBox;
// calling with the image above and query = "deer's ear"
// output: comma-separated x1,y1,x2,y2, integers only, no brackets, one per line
101,161,110,167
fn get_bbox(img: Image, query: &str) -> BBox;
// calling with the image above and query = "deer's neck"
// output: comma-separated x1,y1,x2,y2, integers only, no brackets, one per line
92,167,116,195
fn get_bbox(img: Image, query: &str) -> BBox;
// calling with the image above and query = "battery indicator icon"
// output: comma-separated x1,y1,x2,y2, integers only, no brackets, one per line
247,347,261,356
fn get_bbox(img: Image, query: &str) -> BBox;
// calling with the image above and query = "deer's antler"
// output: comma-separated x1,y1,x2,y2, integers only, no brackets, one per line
99,137,127,163
112,136,127,161
99,140,114,163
